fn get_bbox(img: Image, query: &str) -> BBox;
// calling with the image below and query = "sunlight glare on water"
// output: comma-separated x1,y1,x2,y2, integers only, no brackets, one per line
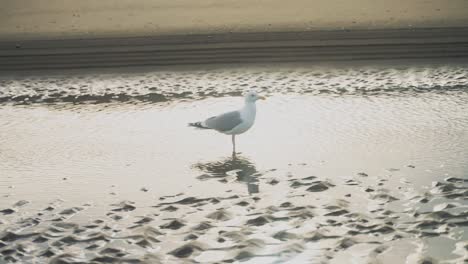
1,92,467,204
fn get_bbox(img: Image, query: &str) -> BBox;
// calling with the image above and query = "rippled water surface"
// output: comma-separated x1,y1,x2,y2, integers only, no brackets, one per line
0,63,467,263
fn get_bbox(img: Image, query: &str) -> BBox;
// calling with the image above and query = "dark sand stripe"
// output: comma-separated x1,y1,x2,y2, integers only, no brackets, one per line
1,28,468,72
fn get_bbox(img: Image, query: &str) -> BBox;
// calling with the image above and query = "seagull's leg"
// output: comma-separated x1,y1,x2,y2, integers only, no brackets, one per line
232,135,236,155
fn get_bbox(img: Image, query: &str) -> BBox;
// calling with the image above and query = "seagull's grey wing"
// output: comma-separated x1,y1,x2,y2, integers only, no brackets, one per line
204,111,243,132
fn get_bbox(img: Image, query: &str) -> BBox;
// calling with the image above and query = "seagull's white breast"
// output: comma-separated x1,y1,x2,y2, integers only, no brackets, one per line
225,102,256,135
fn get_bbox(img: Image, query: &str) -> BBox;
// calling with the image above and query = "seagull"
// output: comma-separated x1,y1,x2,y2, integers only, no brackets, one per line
189,91,265,154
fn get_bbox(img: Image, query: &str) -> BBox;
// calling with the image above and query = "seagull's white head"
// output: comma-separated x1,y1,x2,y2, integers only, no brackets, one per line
244,91,266,103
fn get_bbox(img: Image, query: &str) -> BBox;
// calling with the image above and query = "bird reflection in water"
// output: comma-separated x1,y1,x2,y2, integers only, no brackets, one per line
192,155,259,194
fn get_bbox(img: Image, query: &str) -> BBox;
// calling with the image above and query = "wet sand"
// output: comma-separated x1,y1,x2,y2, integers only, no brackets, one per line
1,28,468,72
1,167,467,263
1,1,468,72
2,1,468,72
0,63,467,263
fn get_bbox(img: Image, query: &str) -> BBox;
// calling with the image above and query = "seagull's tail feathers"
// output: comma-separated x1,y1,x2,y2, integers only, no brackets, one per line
188,122,212,130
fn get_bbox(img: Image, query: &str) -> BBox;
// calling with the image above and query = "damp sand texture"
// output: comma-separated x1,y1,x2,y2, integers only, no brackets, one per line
0,63,468,263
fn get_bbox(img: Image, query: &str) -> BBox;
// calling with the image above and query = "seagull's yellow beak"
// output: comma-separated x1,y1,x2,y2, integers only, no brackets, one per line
258,96,266,100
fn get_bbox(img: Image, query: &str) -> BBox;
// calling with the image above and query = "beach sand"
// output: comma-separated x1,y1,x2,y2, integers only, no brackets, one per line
2,0,468,40
1,1,468,71
1,28,468,72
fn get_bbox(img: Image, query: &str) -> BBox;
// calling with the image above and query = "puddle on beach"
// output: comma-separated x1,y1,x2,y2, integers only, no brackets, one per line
0,63,467,263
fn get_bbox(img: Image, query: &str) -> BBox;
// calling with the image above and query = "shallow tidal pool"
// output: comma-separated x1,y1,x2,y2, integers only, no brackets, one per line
0,62,467,263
